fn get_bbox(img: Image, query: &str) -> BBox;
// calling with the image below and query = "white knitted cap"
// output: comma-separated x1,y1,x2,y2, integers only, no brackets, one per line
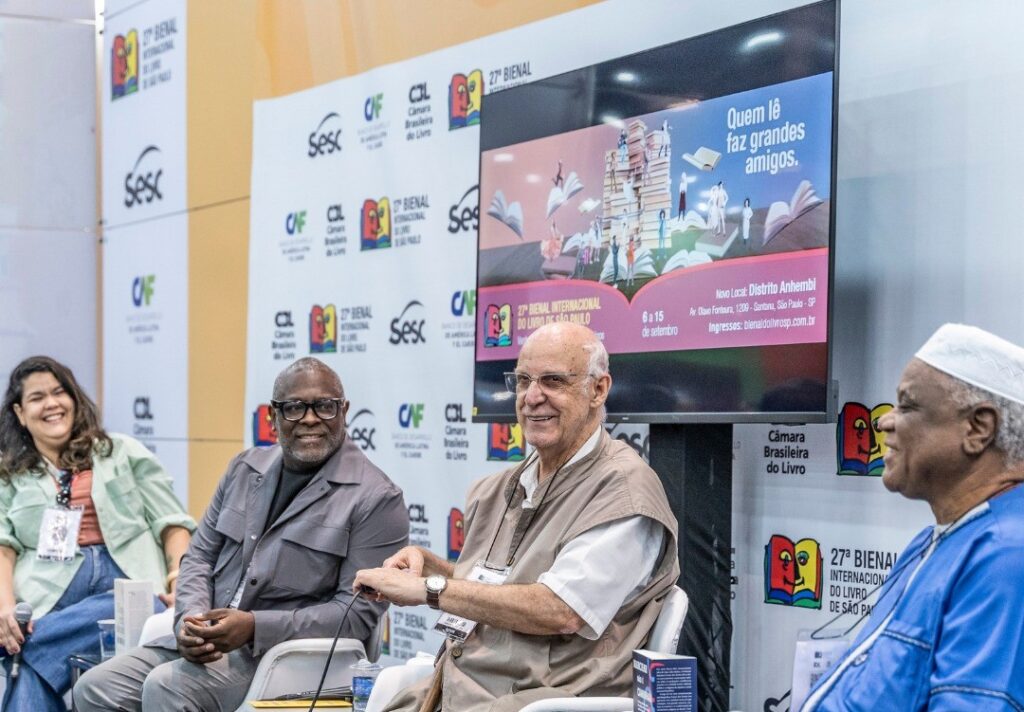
915,324,1024,404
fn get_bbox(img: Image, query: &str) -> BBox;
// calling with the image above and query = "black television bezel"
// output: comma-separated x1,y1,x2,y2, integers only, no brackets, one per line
473,0,840,425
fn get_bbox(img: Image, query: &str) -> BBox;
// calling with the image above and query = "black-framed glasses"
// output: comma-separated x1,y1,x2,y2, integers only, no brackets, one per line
270,398,345,422
503,371,588,394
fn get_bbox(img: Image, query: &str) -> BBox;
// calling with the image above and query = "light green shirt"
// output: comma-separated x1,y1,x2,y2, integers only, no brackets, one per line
0,433,197,619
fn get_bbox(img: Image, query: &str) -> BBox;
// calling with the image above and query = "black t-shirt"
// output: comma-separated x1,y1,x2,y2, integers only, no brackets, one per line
263,466,317,534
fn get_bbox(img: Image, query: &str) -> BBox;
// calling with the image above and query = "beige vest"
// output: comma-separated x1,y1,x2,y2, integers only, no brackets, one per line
385,430,680,712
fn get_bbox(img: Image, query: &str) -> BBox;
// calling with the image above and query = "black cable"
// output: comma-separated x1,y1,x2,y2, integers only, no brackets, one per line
306,591,364,712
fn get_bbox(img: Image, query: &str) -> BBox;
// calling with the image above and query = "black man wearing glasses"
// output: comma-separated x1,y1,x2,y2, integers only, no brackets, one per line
75,357,409,712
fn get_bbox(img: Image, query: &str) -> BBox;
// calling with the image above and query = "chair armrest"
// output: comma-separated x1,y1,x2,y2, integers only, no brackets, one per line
519,698,632,712
365,656,435,712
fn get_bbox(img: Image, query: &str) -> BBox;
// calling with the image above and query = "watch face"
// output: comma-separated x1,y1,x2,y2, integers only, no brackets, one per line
426,575,446,592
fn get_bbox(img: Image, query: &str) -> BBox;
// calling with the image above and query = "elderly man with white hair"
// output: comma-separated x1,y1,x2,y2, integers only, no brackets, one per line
355,322,680,711
802,323,1024,712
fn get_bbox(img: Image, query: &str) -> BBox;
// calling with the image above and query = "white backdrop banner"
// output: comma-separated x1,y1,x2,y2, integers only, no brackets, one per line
101,0,189,501
244,1,1024,708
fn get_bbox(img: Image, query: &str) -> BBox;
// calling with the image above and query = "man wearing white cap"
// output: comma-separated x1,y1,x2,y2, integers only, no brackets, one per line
802,323,1024,711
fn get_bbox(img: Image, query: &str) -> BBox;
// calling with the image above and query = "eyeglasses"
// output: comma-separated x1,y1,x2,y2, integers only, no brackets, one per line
503,371,589,394
270,398,345,422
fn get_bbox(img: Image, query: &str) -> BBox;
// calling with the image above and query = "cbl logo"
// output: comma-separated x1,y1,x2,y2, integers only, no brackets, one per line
398,403,424,429
133,397,153,420
285,211,307,235
131,275,155,307
450,290,476,317
364,93,384,121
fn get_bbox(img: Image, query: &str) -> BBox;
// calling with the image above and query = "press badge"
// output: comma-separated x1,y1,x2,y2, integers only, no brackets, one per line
37,506,83,562
789,635,850,711
433,562,509,642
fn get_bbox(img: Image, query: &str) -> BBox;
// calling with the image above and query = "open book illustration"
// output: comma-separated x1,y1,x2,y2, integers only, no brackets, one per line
546,171,583,217
763,179,823,244
486,190,524,238
682,146,722,171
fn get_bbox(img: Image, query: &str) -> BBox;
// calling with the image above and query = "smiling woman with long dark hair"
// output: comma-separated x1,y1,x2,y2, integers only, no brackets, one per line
0,356,196,712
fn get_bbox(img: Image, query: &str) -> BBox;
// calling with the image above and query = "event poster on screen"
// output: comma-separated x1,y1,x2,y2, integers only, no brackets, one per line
477,71,832,360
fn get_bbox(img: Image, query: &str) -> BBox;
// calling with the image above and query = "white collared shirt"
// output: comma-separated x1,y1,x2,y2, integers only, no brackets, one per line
519,427,666,640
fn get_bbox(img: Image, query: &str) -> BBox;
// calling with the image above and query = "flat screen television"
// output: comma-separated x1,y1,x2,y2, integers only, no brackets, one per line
473,1,838,423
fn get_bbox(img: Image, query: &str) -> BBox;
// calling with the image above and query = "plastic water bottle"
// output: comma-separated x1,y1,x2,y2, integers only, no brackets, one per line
350,658,382,712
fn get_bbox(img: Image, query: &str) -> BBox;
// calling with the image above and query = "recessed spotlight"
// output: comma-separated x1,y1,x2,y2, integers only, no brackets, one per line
615,71,637,83
493,153,514,163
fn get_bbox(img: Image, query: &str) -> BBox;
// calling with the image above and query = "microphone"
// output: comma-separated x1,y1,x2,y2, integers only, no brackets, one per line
10,602,33,679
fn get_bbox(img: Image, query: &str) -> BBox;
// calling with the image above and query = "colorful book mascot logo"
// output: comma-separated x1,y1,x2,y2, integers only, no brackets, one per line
837,402,893,476
309,304,337,353
252,404,277,446
448,508,465,561
449,70,483,129
111,30,139,100
380,612,391,657
487,422,525,461
764,534,822,609
361,198,391,250
483,304,512,347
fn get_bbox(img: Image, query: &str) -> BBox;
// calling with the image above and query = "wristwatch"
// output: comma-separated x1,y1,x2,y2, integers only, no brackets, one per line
425,575,448,610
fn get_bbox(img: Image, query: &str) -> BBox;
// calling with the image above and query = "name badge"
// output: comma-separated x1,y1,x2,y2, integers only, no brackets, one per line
789,635,850,711
433,561,509,643
37,506,83,562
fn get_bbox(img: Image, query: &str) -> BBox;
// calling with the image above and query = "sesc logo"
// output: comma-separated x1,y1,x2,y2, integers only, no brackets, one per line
450,290,476,318
448,70,483,129
607,424,650,461
447,185,479,234
447,508,465,561
285,210,307,235
389,301,426,345
131,275,155,307
309,304,337,353
308,112,343,158
398,403,424,429
252,404,277,446
111,30,139,100
483,304,512,347
347,408,376,451
360,198,391,250
124,146,163,208
364,93,384,121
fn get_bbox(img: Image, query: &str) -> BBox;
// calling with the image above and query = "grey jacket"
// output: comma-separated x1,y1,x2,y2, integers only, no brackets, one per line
174,437,408,656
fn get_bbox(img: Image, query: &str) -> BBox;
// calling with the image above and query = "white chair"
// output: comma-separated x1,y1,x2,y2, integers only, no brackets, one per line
136,609,382,712
365,586,690,712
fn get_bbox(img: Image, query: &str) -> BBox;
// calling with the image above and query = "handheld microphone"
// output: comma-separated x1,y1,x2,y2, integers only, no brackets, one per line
10,602,33,679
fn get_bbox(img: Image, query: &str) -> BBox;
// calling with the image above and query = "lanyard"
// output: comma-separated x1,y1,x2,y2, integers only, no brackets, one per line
49,470,75,508
483,453,566,568
809,500,989,640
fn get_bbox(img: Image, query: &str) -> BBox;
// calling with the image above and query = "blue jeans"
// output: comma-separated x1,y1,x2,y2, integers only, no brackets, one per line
1,545,165,712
